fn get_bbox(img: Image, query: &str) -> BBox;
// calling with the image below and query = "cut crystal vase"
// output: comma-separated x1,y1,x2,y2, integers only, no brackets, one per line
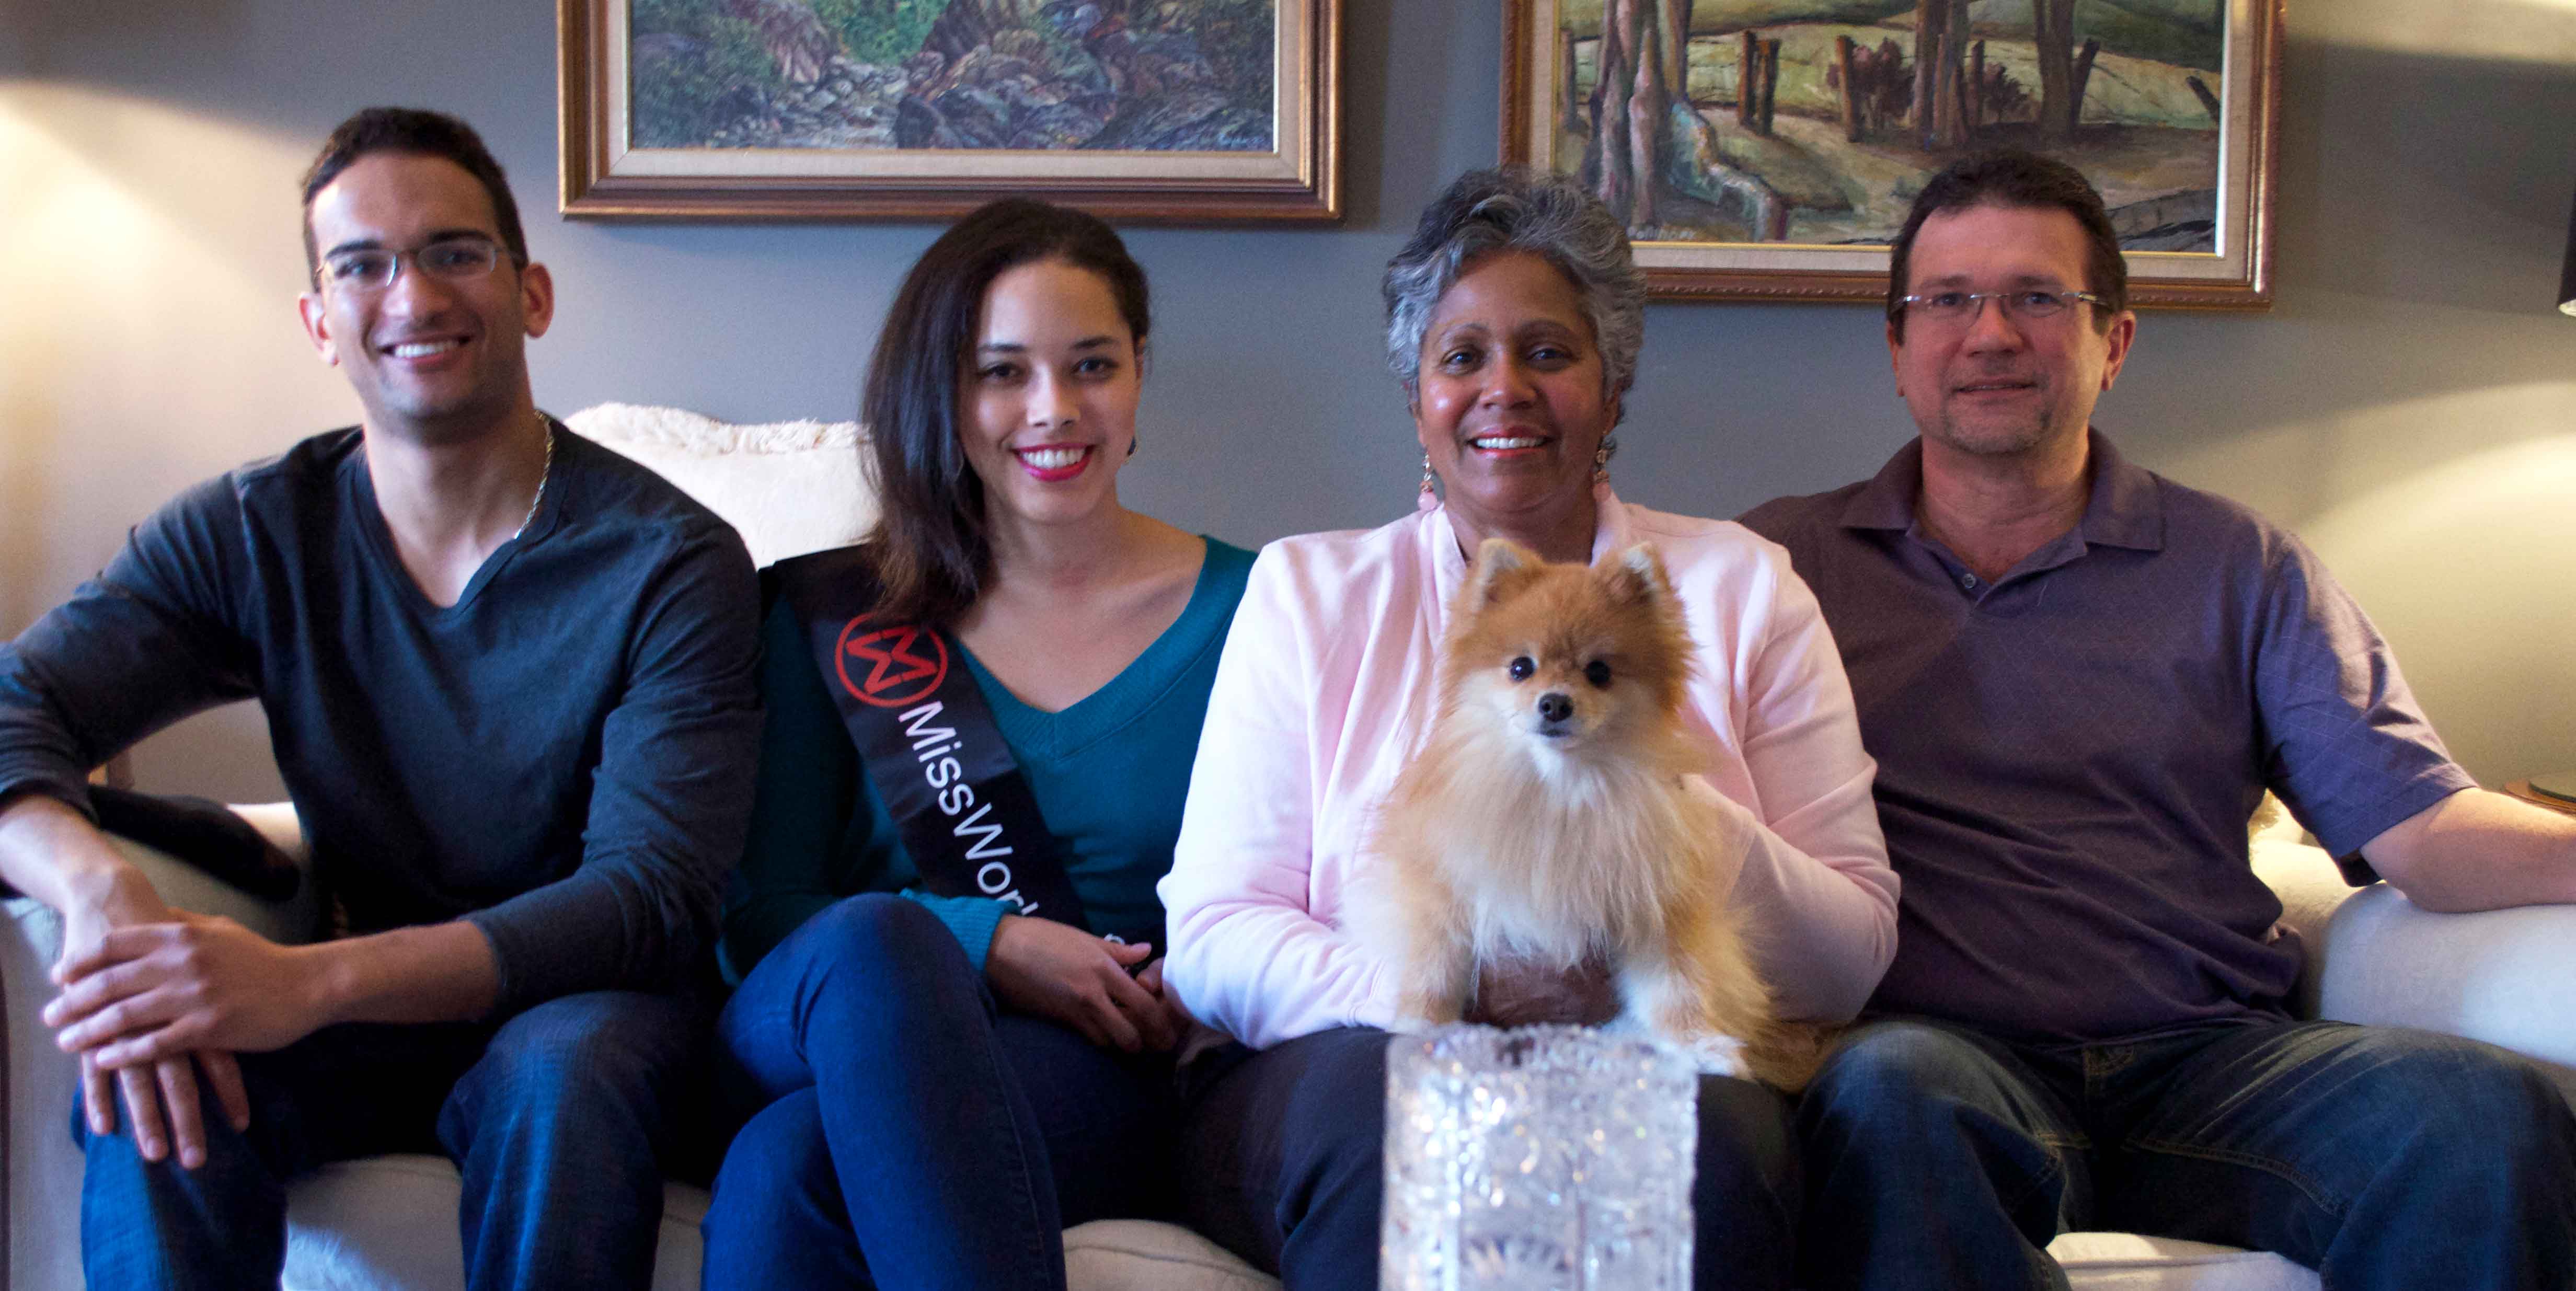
1382,1024,1698,1290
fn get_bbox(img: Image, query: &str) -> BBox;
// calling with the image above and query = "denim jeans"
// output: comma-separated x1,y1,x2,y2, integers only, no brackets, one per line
700,893,1175,1291
1175,1026,1802,1290
1797,1017,2576,1290
75,989,709,1291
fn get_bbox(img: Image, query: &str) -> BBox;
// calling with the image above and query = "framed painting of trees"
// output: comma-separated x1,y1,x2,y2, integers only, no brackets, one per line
1503,0,2279,306
561,0,1340,221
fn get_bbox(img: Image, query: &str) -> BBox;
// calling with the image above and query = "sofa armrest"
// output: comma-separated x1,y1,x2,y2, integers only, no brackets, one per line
2311,885,2576,1104
227,801,310,869
111,828,320,942
2250,830,2576,1106
11,831,322,970
2249,834,2353,1020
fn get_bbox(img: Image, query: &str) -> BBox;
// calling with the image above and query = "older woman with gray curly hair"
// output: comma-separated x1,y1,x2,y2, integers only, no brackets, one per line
1155,168,1899,1288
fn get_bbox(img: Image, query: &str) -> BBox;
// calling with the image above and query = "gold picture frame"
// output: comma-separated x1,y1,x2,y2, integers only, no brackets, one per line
561,0,1341,222
1501,0,2280,307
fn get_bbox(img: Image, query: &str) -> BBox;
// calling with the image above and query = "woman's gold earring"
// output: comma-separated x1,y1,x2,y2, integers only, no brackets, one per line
1416,454,1439,513
1592,435,1616,485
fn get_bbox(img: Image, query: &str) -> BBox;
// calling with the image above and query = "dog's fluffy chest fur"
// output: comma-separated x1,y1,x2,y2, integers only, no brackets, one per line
1404,733,1715,968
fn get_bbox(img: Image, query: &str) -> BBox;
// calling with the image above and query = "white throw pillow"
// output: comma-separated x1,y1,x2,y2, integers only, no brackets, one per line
567,402,875,569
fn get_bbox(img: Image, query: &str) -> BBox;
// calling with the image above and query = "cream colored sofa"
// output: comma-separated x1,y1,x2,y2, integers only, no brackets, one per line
5,403,2572,1290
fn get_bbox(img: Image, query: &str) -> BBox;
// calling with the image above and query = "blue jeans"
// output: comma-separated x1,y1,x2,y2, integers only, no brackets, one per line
1797,1017,2576,1290
1176,1027,1802,1290
701,894,1175,1291
75,989,708,1290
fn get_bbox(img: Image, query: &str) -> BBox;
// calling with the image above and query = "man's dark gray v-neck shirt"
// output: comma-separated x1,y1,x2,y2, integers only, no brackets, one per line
1740,431,2472,1047
0,425,762,1017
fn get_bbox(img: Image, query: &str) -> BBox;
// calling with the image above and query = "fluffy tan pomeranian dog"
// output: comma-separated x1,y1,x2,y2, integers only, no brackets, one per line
1368,537,1808,1088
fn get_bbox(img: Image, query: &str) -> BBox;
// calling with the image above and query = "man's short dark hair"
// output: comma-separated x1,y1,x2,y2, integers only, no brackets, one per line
1885,149,2127,339
300,108,527,289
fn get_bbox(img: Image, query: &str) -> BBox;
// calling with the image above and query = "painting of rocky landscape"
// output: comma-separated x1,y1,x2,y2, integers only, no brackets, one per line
629,0,1276,153
1506,0,2278,303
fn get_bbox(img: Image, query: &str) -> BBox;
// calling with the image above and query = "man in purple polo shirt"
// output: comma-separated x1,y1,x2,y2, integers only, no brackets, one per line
1740,151,2576,1290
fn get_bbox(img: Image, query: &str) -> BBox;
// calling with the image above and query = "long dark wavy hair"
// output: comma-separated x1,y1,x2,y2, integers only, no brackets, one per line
859,199,1152,626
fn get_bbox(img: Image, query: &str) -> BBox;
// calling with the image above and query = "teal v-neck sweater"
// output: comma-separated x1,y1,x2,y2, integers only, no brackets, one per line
719,537,1254,982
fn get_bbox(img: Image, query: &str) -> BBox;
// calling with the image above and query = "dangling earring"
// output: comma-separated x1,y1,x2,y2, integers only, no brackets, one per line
1416,454,1439,513
1592,434,1617,486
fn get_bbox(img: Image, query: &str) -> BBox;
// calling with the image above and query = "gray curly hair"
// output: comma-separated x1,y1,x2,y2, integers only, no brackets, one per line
1381,168,1647,419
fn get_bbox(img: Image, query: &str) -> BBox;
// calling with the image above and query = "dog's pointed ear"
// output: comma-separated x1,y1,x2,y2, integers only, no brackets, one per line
1596,543,1674,608
1465,538,1544,609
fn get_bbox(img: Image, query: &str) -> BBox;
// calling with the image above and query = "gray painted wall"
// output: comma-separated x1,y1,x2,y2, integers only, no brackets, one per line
5,0,2574,801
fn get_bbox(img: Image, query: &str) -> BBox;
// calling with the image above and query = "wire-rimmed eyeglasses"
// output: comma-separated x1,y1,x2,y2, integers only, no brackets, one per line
1892,289,2112,326
320,236,510,293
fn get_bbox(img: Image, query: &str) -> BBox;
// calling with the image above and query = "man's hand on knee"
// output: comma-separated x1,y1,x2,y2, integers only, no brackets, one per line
48,910,327,1062
85,1048,250,1169
4,799,254,1168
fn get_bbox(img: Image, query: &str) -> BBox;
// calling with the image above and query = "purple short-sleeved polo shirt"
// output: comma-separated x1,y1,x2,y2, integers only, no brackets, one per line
1739,432,2473,1046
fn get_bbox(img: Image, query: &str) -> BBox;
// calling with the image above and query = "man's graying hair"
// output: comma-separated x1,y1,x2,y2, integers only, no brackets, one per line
1885,149,2128,340
1382,168,1647,420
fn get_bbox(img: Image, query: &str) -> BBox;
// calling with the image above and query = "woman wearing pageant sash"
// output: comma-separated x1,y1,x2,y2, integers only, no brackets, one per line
700,200,1255,1291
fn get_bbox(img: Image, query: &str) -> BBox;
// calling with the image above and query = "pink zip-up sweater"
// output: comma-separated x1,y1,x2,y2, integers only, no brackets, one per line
1160,493,1900,1051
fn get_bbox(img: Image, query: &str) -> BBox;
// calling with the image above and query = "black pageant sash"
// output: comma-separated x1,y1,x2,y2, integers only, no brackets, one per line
769,549,1094,934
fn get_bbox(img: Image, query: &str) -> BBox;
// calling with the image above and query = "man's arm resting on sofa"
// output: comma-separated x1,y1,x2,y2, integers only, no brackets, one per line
2361,787,2576,914
0,790,251,1167
0,790,160,927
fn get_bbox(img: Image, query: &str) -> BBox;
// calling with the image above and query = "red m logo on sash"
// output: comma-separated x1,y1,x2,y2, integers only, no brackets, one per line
835,618,950,708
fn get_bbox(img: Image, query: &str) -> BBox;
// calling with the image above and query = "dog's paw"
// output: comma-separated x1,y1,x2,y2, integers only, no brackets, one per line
1662,1031,1749,1079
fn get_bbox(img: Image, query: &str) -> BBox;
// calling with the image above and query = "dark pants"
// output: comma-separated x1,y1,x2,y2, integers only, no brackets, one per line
701,894,1175,1291
75,989,708,1291
1797,1017,2576,1290
1177,1026,1802,1290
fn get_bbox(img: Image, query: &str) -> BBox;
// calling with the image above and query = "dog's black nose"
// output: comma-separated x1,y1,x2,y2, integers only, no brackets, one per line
1536,691,1572,723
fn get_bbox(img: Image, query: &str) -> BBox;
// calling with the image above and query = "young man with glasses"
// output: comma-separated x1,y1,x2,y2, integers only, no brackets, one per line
0,107,761,1288
1742,150,2576,1289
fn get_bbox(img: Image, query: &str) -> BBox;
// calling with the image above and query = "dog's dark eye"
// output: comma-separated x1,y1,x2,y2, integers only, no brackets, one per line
1508,656,1534,681
1583,660,1613,689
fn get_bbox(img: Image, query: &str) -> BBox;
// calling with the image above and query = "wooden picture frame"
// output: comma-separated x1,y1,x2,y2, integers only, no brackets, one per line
561,0,1341,222
1502,0,2281,307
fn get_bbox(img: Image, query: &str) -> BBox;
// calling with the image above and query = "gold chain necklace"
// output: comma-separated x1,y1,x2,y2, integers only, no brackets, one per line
512,414,554,541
